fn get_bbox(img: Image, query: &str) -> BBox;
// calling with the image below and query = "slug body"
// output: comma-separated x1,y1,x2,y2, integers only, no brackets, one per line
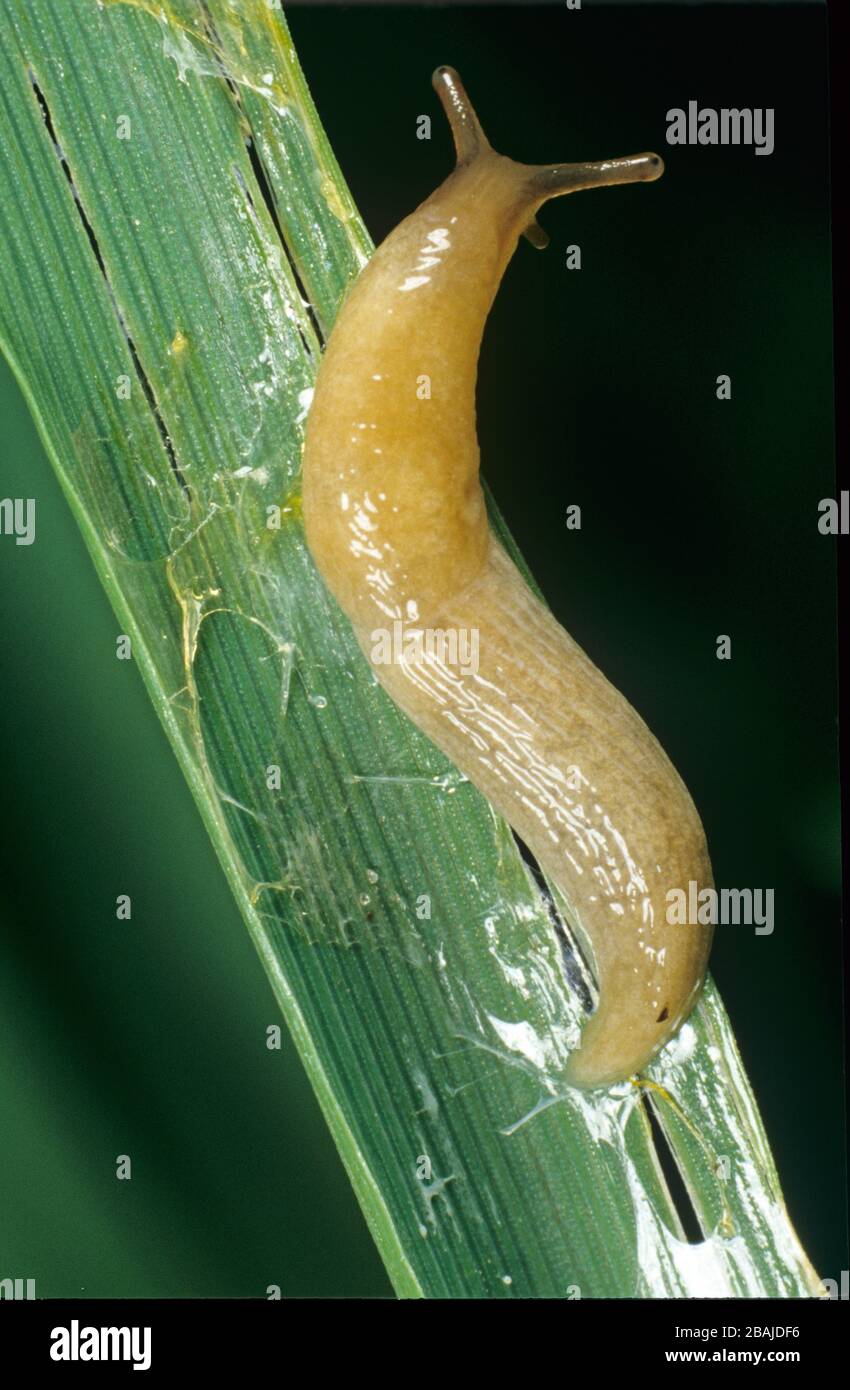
303,68,714,1089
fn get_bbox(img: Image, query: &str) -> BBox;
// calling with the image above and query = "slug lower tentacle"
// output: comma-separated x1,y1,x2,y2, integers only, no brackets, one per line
302,66,714,1089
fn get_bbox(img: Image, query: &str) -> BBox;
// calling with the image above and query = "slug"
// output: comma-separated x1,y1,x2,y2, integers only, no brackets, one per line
302,66,714,1089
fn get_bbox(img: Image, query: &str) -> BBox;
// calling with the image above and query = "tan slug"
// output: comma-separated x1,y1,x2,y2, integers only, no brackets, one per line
302,66,714,1089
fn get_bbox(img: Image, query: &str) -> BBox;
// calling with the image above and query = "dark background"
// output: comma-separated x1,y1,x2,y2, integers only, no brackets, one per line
0,1,843,1296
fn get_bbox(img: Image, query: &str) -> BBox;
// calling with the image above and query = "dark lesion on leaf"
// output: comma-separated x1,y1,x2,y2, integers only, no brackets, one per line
510,828,595,1016
27,69,191,498
196,0,326,350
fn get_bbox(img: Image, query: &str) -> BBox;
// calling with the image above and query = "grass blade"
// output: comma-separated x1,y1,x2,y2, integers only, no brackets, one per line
0,0,820,1297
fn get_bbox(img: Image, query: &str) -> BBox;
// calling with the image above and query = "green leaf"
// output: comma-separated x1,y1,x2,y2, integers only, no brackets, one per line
0,0,820,1298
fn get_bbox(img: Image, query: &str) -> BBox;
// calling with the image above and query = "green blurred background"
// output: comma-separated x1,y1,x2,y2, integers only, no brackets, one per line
0,1,843,1296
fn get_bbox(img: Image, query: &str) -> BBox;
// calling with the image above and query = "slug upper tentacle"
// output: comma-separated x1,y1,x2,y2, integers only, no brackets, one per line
303,67,713,1089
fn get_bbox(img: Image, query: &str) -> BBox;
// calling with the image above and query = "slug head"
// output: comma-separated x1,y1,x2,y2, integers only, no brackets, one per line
432,65,663,249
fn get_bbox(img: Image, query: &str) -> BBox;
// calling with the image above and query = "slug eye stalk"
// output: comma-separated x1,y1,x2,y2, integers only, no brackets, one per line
432,63,664,248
